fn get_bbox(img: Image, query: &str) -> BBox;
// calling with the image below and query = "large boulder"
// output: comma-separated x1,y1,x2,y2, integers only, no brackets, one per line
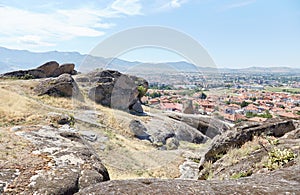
129,116,209,149
35,74,83,100
88,70,148,113
7,125,110,194
52,63,76,77
167,112,231,139
37,61,59,77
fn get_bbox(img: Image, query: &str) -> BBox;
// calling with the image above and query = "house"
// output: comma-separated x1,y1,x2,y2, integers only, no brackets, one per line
224,104,241,115
160,103,183,112
244,104,260,114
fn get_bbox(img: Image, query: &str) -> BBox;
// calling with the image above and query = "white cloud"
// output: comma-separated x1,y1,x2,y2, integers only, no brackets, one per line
18,35,55,47
0,0,145,50
0,5,115,49
157,0,188,11
111,0,142,16
223,0,256,10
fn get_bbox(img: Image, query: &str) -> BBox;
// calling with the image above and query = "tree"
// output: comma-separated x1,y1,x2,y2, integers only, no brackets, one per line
241,101,249,108
200,92,207,99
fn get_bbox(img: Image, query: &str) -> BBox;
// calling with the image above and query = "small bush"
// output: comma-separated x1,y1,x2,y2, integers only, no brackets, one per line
231,170,253,179
21,74,35,80
265,147,296,170
137,85,147,98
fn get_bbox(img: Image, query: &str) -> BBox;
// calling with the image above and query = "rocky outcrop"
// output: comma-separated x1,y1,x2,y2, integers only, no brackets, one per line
11,125,110,194
129,115,209,149
35,74,83,100
76,165,300,194
37,61,59,77
167,112,231,139
1,61,76,79
199,119,296,168
52,63,76,77
87,70,148,113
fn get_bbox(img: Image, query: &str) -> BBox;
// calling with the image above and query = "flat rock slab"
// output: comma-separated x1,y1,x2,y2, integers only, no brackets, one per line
77,165,300,195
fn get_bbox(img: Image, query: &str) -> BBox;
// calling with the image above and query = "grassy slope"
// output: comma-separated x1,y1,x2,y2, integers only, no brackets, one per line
0,78,198,180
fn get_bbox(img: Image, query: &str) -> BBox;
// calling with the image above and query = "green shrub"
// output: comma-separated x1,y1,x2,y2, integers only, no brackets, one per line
21,74,35,80
265,148,296,170
137,85,147,97
230,170,253,179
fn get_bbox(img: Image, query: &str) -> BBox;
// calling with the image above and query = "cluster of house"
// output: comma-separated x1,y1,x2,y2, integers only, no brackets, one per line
143,89,300,123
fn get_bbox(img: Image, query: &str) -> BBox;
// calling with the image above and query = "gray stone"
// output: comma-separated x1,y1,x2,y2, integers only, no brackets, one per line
129,120,150,140
52,63,76,77
130,100,144,113
10,126,23,132
79,169,103,190
80,131,98,142
76,165,300,195
35,74,83,100
165,137,179,150
88,70,148,112
37,61,59,77
13,125,109,194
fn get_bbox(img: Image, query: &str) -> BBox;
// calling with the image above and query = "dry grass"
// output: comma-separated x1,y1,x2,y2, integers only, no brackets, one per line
223,136,262,166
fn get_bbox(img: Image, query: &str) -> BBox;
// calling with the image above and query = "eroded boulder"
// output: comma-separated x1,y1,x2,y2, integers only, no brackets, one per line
37,61,59,77
88,70,148,113
13,125,110,194
35,74,83,100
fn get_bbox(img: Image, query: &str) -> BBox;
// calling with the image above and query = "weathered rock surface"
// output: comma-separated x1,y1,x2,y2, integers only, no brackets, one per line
37,61,59,77
167,112,231,139
129,115,209,149
10,125,110,194
199,119,296,168
52,63,76,77
129,120,151,140
35,73,83,100
77,165,300,195
1,61,76,79
88,70,148,113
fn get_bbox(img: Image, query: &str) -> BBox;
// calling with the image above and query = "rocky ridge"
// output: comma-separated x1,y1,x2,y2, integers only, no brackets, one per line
1,61,76,79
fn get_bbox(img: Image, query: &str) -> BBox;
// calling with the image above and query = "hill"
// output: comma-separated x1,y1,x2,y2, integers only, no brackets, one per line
1,46,300,74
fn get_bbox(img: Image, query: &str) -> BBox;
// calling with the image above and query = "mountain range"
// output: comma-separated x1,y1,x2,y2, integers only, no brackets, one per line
1,46,299,74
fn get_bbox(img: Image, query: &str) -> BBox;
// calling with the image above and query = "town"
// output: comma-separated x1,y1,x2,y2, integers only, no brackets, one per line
140,71,300,123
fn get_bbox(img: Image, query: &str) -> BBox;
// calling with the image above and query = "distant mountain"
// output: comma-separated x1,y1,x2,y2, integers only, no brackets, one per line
0,46,299,74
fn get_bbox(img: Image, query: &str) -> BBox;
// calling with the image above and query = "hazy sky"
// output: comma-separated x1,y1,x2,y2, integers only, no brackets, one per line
0,0,299,68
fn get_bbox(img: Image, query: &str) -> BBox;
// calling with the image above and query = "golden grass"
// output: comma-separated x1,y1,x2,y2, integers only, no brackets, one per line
223,136,262,166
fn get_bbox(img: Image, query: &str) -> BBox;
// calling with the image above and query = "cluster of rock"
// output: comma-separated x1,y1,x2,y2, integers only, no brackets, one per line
129,117,209,150
2,61,149,113
199,119,296,165
1,61,76,79
78,70,149,113
198,118,299,179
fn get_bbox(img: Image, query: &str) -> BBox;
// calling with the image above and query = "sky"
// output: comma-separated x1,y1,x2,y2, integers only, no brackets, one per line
0,0,299,68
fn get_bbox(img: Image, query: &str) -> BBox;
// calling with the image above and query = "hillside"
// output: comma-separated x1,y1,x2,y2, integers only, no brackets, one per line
0,65,299,194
